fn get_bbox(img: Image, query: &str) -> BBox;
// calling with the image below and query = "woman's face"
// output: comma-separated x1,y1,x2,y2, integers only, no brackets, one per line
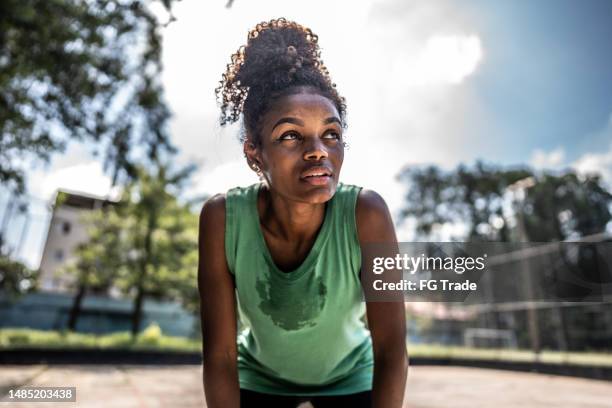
246,91,344,204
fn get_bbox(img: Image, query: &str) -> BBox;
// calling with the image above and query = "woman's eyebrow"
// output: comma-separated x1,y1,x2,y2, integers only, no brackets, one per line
272,117,303,131
324,117,341,125
271,116,341,131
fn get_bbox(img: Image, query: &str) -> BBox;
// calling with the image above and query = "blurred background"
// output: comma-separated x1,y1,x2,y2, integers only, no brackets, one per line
1,0,612,406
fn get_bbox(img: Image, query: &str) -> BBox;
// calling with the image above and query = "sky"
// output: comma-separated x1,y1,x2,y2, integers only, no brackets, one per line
3,0,612,268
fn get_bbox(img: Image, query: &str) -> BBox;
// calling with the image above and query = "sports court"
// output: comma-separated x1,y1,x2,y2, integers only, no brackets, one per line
2,365,611,407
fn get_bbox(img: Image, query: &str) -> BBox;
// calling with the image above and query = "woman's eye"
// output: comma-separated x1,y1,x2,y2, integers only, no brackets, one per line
323,132,341,140
279,132,299,141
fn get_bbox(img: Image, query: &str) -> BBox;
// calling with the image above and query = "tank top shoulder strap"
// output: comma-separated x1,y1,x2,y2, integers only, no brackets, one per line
330,182,363,279
332,182,363,229
225,183,261,275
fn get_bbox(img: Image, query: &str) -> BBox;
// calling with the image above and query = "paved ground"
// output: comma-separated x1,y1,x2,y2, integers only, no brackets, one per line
1,365,612,407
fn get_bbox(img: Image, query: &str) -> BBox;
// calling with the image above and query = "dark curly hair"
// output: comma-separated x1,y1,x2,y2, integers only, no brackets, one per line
215,18,346,145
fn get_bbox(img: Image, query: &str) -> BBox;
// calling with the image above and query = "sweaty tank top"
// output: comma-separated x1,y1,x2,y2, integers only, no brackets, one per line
225,182,373,396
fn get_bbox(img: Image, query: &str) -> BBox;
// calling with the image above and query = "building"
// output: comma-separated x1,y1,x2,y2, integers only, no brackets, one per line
38,189,117,293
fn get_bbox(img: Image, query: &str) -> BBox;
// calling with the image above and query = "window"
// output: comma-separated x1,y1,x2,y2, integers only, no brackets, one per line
62,221,71,235
54,249,64,262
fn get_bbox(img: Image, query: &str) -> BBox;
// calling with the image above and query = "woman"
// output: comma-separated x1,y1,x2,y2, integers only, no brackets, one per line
198,18,407,408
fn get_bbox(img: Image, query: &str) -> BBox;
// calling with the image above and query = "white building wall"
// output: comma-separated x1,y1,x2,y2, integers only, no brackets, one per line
38,194,105,292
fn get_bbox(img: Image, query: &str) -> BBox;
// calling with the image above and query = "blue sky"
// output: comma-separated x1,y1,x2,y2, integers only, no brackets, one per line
2,0,612,268
467,0,612,163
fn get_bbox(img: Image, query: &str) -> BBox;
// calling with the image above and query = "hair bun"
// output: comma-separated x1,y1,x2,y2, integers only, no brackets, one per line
216,18,345,133
238,27,318,89
281,45,299,69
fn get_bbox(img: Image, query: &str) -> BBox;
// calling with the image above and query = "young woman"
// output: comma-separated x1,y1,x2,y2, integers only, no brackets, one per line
198,18,407,408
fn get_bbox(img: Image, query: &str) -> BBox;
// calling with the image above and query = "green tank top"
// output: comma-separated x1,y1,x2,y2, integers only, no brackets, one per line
225,182,373,396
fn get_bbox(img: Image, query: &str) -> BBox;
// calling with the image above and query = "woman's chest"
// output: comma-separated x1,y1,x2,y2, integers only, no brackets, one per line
262,230,317,273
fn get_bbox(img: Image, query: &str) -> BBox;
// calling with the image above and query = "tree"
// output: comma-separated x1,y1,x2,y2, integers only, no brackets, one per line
397,162,612,242
1,0,177,195
120,163,197,335
61,162,199,335
520,172,612,241
0,252,38,301
61,206,123,330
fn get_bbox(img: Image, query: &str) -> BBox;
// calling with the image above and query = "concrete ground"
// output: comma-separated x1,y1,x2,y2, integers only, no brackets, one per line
1,365,611,407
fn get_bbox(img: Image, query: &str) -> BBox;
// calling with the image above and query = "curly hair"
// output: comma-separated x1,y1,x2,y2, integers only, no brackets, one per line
215,18,346,145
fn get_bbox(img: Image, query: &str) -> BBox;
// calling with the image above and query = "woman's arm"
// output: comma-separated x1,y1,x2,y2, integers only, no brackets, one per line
198,194,240,408
356,189,408,408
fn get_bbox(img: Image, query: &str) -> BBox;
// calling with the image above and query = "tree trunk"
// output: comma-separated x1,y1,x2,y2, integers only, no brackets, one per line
130,250,149,336
130,212,156,336
67,284,86,331
131,284,145,336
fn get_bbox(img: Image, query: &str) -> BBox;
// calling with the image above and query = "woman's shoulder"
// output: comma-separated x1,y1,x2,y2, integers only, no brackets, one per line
356,188,388,213
354,188,395,243
199,193,227,234
199,183,263,231
200,193,226,213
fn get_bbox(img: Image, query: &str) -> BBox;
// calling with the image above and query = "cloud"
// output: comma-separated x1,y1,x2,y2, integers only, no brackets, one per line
29,161,114,202
529,147,565,169
401,34,483,86
526,115,612,188
571,113,612,185
572,145,612,183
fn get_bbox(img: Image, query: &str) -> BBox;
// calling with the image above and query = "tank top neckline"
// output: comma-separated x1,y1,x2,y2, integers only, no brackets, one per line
249,182,335,282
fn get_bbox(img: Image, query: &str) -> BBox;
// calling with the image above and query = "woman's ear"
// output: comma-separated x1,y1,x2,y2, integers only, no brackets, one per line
243,139,263,175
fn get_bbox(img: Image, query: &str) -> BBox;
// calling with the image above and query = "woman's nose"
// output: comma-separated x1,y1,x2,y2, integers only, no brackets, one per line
303,138,328,161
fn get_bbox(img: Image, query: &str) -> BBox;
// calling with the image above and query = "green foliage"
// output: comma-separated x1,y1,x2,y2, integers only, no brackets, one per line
398,162,612,241
138,322,162,345
0,0,176,194
521,172,612,240
0,325,200,351
111,163,199,304
58,162,200,329
0,253,39,300
59,209,124,292
407,343,612,367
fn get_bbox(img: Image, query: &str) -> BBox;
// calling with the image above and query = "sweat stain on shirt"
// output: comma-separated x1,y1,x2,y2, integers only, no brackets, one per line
256,271,328,331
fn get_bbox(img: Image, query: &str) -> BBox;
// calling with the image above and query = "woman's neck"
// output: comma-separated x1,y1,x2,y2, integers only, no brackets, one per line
258,184,326,242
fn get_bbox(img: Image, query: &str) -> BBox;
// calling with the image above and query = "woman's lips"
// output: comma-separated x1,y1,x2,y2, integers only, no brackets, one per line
300,166,332,177
301,175,332,186
299,165,333,186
